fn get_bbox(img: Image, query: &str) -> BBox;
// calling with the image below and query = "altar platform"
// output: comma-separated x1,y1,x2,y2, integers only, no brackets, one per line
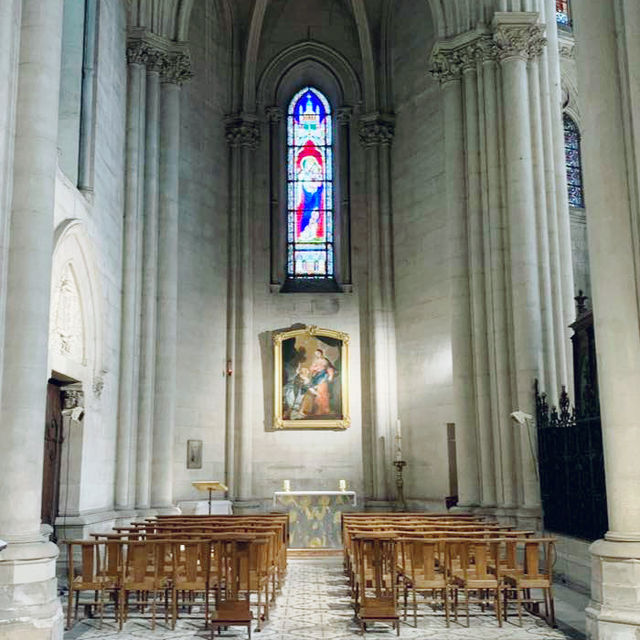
273,490,356,548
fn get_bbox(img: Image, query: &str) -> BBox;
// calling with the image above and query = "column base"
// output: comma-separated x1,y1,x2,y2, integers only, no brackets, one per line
150,505,181,516
232,499,263,515
585,538,640,639
515,505,542,530
0,535,63,640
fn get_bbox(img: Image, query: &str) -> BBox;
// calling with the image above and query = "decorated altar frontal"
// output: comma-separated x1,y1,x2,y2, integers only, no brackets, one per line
274,490,357,548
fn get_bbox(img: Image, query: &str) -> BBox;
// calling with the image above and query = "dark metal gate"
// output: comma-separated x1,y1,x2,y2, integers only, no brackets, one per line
535,381,608,540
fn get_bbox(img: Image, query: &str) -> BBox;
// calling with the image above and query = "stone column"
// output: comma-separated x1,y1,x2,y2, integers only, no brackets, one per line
360,113,398,502
0,0,64,636
115,41,147,511
478,41,517,513
430,50,480,507
266,107,283,285
494,13,545,514
136,47,163,509
336,107,352,285
461,43,496,508
0,0,20,400
77,0,98,192
225,116,259,503
573,0,640,637
151,52,191,510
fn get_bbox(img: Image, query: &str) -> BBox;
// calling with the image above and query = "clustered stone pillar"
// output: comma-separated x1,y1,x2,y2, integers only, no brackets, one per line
430,11,571,524
493,14,545,517
116,41,146,511
0,0,65,637
225,116,260,504
115,33,192,516
359,113,399,501
151,54,190,510
572,0,640,637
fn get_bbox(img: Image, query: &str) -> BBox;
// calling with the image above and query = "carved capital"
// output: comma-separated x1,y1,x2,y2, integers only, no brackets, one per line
225,116,260,149
62,388,84,411
126,40,150,66
493,23,546,62
265,106,283,124
431,35,498,81
126,29,193,84
336,106,353,125
359,114,394,147
161,52,194,85
430,49,462,84
146,48,168,74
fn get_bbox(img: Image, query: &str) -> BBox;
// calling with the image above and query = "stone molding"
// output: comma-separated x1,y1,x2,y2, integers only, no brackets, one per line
430,14,546,83
225,115,260,149
359,113,394,147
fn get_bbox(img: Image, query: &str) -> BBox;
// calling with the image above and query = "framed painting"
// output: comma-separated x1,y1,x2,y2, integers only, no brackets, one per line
273,325,350,430
186,440,203,469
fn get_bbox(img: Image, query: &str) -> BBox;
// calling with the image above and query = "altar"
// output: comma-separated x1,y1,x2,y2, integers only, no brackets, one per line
273,490,357,548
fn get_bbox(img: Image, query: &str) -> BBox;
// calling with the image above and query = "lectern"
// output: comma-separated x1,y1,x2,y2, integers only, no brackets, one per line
191,481,228,515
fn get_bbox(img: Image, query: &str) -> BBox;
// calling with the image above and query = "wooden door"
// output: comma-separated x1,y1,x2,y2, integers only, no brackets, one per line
41,381,64,531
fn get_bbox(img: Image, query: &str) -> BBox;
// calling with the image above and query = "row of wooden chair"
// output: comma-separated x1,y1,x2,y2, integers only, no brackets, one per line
342,514,556,634
66,514,289,637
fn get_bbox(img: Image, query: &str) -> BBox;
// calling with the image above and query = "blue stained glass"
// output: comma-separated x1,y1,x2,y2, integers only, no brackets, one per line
564,114,584,209
287,87,334,278
556,0,571,28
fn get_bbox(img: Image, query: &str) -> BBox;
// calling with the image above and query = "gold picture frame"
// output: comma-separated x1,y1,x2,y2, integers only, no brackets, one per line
273,325,350,430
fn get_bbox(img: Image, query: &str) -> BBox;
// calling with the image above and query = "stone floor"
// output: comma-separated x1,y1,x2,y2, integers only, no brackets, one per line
63,556,583,640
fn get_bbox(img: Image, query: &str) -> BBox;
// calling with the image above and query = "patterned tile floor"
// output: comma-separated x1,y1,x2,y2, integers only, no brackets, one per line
63,556,576,640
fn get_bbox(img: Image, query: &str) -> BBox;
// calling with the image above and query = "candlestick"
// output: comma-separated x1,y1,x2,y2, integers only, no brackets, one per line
283,480,290,492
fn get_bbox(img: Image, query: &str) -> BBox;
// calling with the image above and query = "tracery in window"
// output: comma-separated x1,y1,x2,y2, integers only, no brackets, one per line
564,114,585,209
287,87,334,279
556,0,571,29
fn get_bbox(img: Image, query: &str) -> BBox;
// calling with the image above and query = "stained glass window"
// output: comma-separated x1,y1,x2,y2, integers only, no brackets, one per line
287,87,334,279
556,0,571,29
564,114,585,209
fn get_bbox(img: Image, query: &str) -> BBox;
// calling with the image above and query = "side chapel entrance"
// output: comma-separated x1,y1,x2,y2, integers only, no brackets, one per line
41,380,64,534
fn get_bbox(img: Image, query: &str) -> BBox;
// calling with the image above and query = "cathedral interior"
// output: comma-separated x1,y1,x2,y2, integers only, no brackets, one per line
0,0,639,639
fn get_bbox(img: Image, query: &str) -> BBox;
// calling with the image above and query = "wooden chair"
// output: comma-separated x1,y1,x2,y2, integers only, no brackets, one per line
210,537,254,639
399,537,450,627
119,539,170,630
354,535,400,635
66,540,120,630
449,538,503,627
502,537,556,626
171,539,212,629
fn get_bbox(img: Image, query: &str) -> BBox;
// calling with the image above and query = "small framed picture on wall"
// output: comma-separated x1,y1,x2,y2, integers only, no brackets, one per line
186,440,203,469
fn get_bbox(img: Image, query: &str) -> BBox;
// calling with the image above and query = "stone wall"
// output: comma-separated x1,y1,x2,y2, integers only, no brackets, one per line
51,0,126,517
172,0,232,505
391,0,452,502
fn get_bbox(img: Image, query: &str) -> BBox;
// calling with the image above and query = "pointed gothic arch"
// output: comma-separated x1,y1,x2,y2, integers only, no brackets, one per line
49,219,103,387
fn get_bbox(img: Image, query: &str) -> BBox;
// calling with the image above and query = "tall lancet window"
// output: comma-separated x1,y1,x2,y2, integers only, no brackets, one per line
556,0,572,29
563,114,585,209
287,87,334,279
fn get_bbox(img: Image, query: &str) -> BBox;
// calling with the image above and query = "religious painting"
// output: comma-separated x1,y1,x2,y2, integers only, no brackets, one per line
186,440,202,469
273,326,350,429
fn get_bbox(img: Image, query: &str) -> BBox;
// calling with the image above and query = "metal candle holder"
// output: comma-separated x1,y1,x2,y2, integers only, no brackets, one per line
393,459,407,511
